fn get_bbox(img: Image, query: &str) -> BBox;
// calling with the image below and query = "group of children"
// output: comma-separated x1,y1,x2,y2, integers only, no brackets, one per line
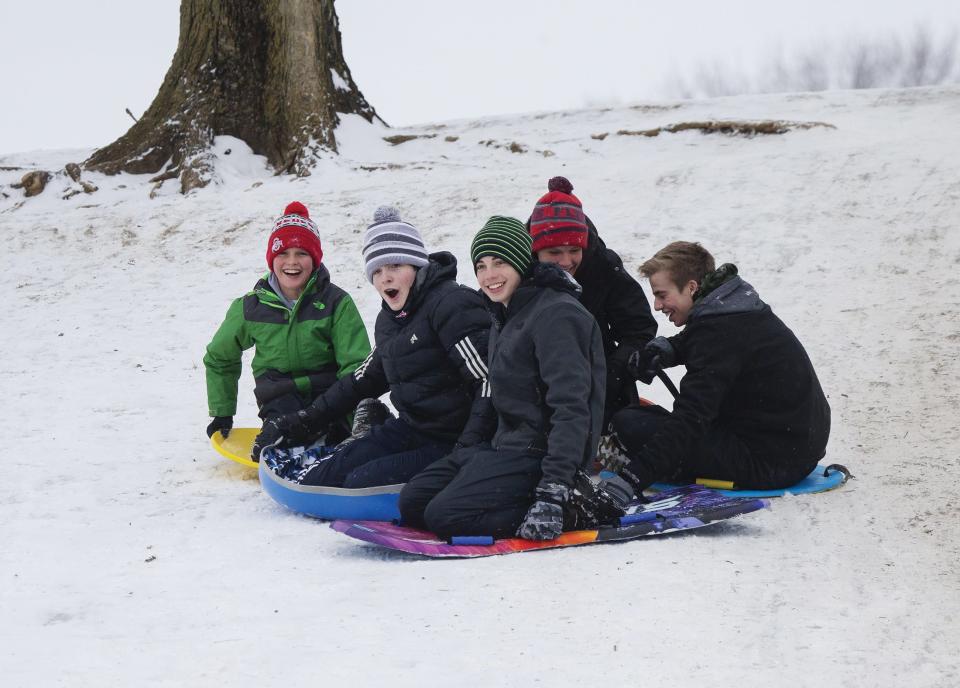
204,177,831,541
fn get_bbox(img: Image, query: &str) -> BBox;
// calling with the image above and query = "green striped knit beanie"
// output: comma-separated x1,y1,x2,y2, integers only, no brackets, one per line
470,216,533,277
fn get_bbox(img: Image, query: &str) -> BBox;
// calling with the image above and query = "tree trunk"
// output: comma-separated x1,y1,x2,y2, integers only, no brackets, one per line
84,0,381,193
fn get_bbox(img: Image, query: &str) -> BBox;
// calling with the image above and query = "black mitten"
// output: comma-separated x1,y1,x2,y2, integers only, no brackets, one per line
516,482,569,541
206,416,233,439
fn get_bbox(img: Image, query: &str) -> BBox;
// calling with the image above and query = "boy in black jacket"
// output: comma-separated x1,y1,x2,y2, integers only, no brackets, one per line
607,241,831,495
399,216,608,541
257,207,495,488
527,177,656,426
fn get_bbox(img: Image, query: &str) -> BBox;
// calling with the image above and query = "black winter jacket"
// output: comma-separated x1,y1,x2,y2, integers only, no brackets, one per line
486,262,606,490
305,252,496,445
644,276,830,478
576,218,657,421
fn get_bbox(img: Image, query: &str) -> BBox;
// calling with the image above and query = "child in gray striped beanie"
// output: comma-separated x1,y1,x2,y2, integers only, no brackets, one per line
363,206,429,282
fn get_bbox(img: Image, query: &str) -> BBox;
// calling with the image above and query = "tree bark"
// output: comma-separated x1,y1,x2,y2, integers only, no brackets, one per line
84,0,380,193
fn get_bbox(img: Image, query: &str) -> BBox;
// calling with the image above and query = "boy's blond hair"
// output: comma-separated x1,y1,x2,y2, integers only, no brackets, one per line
640,241,715,290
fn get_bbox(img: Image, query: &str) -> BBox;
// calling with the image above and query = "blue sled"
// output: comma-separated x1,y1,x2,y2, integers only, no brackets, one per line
649,463,850,498
259,461,401,521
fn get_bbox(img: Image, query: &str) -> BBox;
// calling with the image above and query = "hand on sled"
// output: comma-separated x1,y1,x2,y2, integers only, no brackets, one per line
250,413,309,462
206,415,233,439
517,482,569,541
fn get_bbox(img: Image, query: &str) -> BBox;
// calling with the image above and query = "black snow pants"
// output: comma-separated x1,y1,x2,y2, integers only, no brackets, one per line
611,404,817,489
299,417,452,488
398,445,543,540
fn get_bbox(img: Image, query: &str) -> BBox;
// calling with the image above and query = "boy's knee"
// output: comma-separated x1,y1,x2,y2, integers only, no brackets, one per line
612,405,669,449
397,483,425,527
423,493,460,539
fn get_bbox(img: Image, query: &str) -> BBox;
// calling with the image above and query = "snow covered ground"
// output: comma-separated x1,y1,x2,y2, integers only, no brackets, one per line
2,86,958,687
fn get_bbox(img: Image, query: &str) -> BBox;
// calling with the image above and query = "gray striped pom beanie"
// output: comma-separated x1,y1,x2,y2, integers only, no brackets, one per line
363,206,430,282
470,216,533,277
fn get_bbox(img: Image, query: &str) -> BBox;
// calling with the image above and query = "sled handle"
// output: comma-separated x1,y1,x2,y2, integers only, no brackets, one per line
449,535,495,546
656,368,680,399
823,463,854,483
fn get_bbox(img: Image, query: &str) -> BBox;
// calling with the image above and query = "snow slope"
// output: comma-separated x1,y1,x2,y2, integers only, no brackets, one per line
1,86,958,687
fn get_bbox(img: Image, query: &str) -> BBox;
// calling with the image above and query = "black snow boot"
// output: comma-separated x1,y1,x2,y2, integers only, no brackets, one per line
350,398,393,438
564,470,628,530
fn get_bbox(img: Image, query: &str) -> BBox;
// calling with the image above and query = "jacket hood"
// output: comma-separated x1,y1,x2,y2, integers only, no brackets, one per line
583,215,605,260
570,215,610,284
489,261,582,322
385,251,458,319
530,260,582,295
688,275,766,321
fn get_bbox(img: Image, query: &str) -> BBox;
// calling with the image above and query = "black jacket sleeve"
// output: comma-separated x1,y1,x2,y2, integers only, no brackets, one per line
301,347,389,430
431,287,497,446
641,318,745,476
534,303,606,488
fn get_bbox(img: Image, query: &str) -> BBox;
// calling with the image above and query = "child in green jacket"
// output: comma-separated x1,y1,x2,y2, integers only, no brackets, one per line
203,202,371,457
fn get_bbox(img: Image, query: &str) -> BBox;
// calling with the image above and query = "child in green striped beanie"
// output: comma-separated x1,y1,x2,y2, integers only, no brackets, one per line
470,215,532,306
398,214,616,542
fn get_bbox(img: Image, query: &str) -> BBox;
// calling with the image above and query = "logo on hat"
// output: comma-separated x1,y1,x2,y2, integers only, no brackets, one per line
272,238,283,253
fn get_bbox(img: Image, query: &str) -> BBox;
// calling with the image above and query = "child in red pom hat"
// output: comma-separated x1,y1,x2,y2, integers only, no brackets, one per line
204,201,371,458
527,176,658,428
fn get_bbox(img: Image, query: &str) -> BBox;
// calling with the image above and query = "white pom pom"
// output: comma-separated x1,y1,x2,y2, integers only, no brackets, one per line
373,205,401,224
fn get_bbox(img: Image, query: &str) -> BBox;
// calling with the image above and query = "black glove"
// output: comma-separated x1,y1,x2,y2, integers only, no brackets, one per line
250,413,308,462
206,416,233,439
627,337,676,384
516,482,569,541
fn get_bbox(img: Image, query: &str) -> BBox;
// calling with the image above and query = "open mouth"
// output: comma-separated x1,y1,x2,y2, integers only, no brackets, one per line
485,281,505,292
384,288,399,299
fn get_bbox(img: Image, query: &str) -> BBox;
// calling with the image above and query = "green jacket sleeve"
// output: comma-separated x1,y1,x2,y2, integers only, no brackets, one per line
330,294,372,378
203,298,253,417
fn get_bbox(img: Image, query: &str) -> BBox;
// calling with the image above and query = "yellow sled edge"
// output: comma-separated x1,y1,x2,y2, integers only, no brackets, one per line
211,428,260,469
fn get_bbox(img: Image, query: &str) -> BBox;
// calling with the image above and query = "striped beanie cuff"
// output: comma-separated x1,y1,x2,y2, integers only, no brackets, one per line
470,216,533,278
529,176,588,253
363,206,429,282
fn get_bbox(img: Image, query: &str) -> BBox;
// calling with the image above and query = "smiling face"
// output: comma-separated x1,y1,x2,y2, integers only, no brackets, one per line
372,263,418,311
272,247,315,301
648,269,698,327
475,256,522,306
536,245,583,275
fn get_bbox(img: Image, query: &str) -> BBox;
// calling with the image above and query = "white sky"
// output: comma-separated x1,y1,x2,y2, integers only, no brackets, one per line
1,0,958,154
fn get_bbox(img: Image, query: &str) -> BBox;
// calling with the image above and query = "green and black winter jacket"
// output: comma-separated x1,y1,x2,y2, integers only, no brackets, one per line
204,265,371,418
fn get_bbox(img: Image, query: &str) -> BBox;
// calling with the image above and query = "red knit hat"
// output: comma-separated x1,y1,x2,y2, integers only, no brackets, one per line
266,201,323,270
529,176,588,253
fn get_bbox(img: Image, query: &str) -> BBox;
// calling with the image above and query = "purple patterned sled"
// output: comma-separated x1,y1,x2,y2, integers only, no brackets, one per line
331,485,768,558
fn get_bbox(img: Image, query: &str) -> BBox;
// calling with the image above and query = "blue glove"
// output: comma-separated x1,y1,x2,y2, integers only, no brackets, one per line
516,482,569,541
627,337,676,384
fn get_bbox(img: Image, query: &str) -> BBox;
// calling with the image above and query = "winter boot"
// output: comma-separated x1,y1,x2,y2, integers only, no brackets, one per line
564,470,628,530
597,473,642,510
596,432,631,473
351,398,393,438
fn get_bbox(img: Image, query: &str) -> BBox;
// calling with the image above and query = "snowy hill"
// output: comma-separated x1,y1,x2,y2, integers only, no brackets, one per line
2,86,959,687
